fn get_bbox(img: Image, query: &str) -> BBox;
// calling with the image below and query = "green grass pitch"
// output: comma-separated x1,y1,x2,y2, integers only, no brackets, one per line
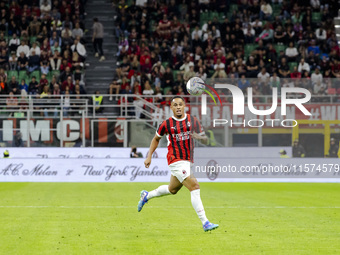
0,182,339,254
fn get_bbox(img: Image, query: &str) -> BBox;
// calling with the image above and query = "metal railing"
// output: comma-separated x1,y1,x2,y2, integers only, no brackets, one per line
0,93,339,120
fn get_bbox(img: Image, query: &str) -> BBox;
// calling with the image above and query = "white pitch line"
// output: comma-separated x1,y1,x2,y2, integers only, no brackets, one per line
0,206,339,209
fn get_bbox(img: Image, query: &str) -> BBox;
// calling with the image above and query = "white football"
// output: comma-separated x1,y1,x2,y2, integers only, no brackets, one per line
186,77,205,96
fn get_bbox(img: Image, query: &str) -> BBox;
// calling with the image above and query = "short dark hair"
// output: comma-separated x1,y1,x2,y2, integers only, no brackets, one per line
93,17,98,22
171,95,185,103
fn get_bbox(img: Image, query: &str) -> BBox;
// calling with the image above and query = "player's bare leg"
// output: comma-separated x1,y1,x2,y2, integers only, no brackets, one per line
138,175,182,212
168,175,183,194
182,175,219,232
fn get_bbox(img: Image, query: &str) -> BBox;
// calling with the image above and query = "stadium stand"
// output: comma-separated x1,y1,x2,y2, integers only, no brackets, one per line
112,0,340,103
1,0,340,116
0,0,87,97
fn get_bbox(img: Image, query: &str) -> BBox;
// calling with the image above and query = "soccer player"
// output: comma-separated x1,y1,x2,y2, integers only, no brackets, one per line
137,96,219,232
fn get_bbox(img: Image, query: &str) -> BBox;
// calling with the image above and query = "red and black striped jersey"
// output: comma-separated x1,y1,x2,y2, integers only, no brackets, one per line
156,114,205,165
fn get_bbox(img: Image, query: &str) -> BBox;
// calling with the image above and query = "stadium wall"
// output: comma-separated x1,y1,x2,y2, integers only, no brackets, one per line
3,147,292,159
0,148,339,183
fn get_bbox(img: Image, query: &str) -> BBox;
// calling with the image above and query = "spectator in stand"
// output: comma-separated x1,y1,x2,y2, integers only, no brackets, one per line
73,67,84,85
8,76,20,95
285,42,298,62
162,67,174,89
298,58,310,73
72,22,84,39
71,37,86,62
52,82,61,96
63,90,71,116
257,23,274,42
0,49,8,70
9,52,18,71
9,33,20,53
62,76,74,92
157,14,171,40
313,80,326,95
50,50,62,71
260,0,273,21
92,90,103,113
51,42,61,56
257,67,270,85
62,29,74,48
19,79,28,93
59,66,72,83
28,50,40,73
38,73,48,91
30,42,41,56
140,49,151,73
278,58,290,78
16,41,30,58
72,52,83,70
246,56,259,78
196,67,207,80
328,138,339,158
311,66,323,86
308,40,320,56
291,66,302,79
6,92,18,116
92,17,105,61
61,24,73,39
315,27,327,42
74,82,86,94
29,15,41,36
143,81,154,96
269,72,280,91
50,31,62,48
109,80,120,101
238,74,250,91
274,26,286,44
17,52,29,71
40,0,51,17
183,63,196,81
0,76,7,94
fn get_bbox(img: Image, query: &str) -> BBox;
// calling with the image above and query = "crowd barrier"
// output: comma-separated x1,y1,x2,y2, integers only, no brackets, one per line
1,157,339,182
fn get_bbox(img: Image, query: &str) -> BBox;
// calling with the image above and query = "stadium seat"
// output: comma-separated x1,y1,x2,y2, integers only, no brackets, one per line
173,70,178,81
208,70,215,77
51,70,60,78
7,70,18,80
30,70,41,81
312,12,321,23
162,62,169,68
163,86,172,95
274,44,286,53
149,20,156,32
245,44,257,57
209,11,219,20
201,12,209,21
30,36,37,45
273,6,280,16
289,62,298,72
18,70,29,82
230,4,238,12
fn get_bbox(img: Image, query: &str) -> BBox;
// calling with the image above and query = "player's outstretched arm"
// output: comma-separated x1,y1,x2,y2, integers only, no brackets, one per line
144,135,161,168
192,132,209,145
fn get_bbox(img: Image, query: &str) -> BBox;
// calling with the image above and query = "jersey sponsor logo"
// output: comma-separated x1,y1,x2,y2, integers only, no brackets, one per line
172,131,190,142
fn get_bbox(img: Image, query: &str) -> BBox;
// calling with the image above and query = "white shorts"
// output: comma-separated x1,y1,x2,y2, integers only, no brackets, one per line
169,160,192,183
